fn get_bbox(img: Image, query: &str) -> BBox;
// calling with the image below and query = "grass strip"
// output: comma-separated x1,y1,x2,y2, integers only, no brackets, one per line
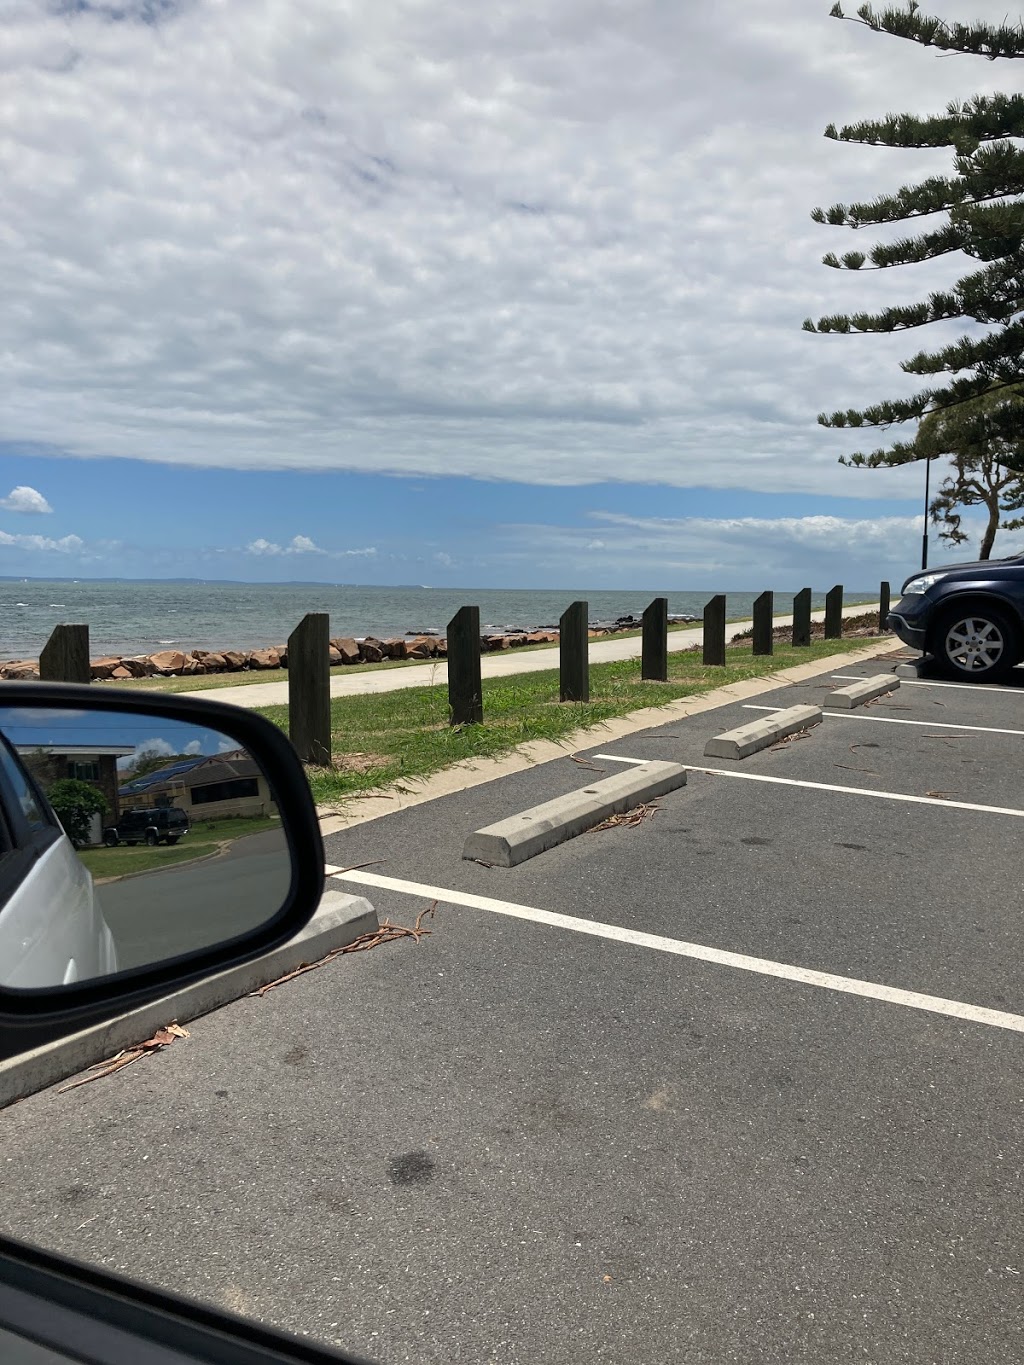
253,634,889,807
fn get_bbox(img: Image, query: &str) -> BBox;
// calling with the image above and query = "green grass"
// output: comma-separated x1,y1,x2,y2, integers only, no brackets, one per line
77,815,281,881
253,633,888,807
78,841,218,881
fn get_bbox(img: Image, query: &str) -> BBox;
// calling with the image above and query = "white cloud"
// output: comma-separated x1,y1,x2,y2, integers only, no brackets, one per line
484,508,1011,588
0,530,83,553
116,736,177,771
0,486,52,514
245,535,374,557
2,0,1016,498
246,534,324,555
183,739,203,755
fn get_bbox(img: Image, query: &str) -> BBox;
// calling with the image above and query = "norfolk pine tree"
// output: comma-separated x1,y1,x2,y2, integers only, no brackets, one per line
805,1,1024,511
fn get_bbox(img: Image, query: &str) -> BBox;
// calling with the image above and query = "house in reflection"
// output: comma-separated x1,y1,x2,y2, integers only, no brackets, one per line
119,749,276,821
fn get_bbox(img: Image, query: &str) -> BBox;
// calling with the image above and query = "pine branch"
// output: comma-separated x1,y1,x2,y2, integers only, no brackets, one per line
826,94,1024,151
820,374,1024,429
811,143,1024,228
900,317,1024,375
806,256,1024,332
830,3,1024,61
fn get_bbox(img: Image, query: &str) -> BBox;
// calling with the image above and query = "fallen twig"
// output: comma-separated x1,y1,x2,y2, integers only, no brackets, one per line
59,1023,190,1094
251,902,438,997
770,729,813,750
833,764,878,774
926,790,956,800
569,753,606,773
589,802,661,832
333,859,388,875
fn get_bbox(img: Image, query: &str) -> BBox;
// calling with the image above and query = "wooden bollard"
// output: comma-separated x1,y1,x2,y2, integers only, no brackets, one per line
39,624,90,683
752,591,773,657
702,594,726,667
825,584,843,639
288,613,331,765
641,597,668,681
448,606,483,725
559,600,589,702
792,588,812,647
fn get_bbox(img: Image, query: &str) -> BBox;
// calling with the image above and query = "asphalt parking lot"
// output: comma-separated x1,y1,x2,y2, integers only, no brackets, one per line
2,648,1023,1364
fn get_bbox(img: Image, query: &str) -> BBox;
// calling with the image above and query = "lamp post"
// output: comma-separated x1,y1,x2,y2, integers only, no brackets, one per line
921,454,935,571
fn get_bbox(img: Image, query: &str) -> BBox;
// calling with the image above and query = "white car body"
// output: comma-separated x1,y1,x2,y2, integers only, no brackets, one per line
0,736,118,988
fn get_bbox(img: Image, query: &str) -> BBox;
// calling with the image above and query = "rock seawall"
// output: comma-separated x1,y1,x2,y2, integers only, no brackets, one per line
0,613,692,682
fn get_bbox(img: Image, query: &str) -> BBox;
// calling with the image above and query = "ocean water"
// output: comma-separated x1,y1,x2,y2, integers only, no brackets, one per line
0,580,870,659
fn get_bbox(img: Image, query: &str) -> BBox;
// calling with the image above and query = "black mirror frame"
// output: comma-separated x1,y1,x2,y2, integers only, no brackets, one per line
0,683,324,1048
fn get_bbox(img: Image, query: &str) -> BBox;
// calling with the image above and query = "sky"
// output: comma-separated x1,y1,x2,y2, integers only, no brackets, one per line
1,0,1020,589
0,705,244,769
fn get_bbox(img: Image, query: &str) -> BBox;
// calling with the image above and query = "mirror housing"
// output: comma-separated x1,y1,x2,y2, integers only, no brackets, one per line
0,683,324,1057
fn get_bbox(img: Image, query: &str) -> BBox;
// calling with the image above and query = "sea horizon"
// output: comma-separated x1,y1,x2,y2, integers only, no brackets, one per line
1,578,876,659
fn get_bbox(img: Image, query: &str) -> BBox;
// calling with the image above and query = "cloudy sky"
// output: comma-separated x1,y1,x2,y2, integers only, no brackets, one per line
1,0,1019,588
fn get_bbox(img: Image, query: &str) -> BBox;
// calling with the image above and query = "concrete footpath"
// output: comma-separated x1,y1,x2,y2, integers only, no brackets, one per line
180,602,880,710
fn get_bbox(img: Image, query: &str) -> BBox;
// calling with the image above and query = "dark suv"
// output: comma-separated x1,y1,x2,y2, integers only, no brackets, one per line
888,552,1024,681
102,806,190,848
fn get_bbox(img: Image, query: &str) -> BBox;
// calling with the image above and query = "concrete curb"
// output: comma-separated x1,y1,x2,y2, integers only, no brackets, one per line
319,636,906,834
463,760,688,867
896,659,930,679
704,704,822,760
0,889,377,1110
828,673,900,709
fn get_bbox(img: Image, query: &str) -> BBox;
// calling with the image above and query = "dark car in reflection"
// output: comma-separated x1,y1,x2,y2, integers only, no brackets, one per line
888,551,1024,681
102,806,191,848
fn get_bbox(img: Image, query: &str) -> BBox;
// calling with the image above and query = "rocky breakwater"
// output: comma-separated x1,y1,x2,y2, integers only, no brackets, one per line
0,614,666,681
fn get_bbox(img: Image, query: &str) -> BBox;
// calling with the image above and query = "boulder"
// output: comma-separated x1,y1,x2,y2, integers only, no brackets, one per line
331,638,360,664
360,641,384,663
200,652,227,671
383,637,408,660
406,640,432,659
181,658,206,675
110,666,132,680
150,650,188,675
121,656,156,677
328,645,343,666
2,660,40,680
222,650,246,670
526,631,558,645
247,648,280,670
90,657,124,680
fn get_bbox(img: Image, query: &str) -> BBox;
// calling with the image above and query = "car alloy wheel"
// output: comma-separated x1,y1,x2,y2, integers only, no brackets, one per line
936,605,1019,681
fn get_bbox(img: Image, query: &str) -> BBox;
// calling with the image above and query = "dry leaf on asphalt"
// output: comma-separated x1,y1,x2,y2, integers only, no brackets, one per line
251,902,438,997
926,791,956,800
58,1023,190,1094
589,802,661,832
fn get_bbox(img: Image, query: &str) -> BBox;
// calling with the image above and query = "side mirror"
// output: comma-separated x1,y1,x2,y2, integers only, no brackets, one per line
0,684,323,1045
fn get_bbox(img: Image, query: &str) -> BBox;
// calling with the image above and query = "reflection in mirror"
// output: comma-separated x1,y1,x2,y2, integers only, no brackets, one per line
0,704,291,989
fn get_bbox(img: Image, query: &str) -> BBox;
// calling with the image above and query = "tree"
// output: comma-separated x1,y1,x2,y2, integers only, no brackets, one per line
805,3,1024,454
843,384,1024,557
46,778,109,849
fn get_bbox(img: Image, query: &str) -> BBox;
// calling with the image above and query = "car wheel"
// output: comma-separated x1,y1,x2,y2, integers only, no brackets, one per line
103,831,118,848
933,604,1021,682
166,835,180,845
145,831,159,847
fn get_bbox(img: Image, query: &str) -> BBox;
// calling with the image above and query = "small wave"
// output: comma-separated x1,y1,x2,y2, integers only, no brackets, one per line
15,603,28,608
158,639,178,645
49,603,66,608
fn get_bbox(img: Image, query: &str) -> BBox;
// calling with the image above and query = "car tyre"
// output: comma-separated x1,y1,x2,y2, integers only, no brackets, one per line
166,835,180,845
103,831,118,848
145,830,159,847
932,602,1021,682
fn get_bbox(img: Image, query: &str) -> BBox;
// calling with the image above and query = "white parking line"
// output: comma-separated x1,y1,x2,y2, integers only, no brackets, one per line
742,704,1024,737
591,753,653,766
832,672,1024,696
330,868,1024,1036
681,764,1024,818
